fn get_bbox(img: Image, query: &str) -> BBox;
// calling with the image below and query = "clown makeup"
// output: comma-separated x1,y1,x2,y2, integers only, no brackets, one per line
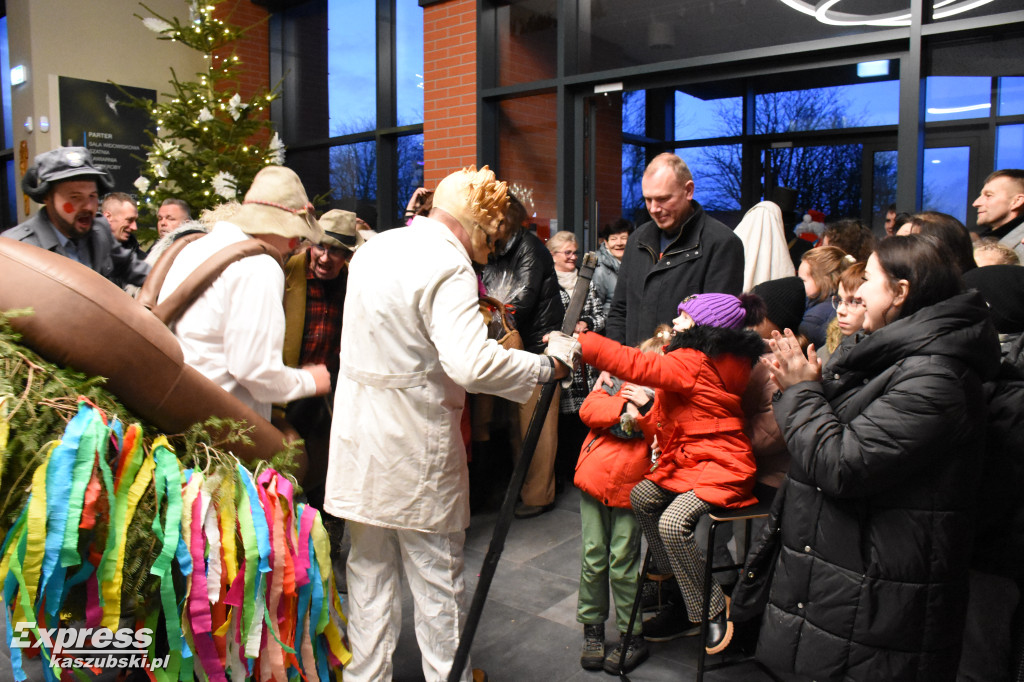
46,180,99,240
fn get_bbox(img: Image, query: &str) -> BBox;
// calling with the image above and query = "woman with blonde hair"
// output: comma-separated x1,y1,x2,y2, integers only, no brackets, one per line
797,246,853,349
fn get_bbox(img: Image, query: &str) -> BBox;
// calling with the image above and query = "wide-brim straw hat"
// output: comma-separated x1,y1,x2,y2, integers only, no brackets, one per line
319,209,364,252
229,166,323,242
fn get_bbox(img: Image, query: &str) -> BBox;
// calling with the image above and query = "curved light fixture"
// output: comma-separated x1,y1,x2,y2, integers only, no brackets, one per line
777,0,996,26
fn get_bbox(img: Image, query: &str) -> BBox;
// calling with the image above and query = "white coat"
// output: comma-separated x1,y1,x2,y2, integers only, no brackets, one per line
324,216,542,533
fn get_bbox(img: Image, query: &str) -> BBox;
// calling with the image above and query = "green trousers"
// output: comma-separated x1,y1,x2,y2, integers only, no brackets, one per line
576,491,643,635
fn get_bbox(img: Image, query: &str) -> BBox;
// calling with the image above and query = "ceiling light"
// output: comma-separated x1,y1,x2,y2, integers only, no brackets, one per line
926,103,991,114
777,0,996,26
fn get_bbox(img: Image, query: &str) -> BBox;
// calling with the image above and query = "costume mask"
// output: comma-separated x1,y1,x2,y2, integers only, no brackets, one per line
432,165,510,264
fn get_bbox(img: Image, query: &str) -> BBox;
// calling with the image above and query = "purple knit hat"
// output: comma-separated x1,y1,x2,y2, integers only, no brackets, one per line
677,293,746,329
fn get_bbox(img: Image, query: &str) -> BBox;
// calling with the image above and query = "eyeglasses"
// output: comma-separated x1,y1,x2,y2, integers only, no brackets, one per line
311,243,351,258
831,294,864,311
558,249,578,257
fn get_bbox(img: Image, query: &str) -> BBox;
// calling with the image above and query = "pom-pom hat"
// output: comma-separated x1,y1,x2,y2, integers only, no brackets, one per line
677,293,746,329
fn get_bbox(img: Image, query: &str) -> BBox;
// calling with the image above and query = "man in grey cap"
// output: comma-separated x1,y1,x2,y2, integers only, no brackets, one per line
3,146,149,287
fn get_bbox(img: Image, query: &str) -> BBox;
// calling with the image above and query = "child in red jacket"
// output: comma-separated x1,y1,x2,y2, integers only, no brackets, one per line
569,292,766,656
575,326,670,673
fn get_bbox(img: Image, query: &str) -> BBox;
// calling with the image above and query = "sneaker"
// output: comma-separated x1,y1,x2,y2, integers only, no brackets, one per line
580,623,605,670
642,604,701,642
602,634,649,674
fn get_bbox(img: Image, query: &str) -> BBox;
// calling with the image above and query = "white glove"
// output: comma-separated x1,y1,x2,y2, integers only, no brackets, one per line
545,331,581,385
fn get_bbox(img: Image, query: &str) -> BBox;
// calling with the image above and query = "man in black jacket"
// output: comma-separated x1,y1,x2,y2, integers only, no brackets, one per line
606,153,744,346
481,196,566,518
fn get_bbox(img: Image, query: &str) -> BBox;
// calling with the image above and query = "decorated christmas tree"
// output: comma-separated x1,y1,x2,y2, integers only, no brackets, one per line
127,1,285,223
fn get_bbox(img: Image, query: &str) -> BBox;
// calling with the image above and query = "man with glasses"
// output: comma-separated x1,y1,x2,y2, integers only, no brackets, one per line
281,209,364,510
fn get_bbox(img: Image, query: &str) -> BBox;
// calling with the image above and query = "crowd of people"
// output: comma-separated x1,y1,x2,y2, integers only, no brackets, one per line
2,144,1023,682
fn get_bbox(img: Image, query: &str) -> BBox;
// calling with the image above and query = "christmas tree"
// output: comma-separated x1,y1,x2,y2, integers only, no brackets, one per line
126,1,285,224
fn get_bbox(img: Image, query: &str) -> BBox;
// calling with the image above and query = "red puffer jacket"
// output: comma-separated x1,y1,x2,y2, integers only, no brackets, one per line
579,325,764,508
574,386,655,508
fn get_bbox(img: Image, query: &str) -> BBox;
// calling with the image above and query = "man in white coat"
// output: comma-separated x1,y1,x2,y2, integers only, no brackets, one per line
325,166,577,682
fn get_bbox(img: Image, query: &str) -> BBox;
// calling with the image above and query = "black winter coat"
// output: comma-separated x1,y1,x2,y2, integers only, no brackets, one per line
759,292,1000,682
973,331,1024,580
605,200,744,346
483,228,564,353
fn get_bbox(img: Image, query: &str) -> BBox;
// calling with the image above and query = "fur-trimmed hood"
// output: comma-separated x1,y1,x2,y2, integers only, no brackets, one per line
667,324,765,364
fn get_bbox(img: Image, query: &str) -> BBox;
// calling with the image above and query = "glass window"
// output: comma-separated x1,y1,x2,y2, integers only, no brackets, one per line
0,16,10,147
925,77,991,122
872,150,898,234
396,0,424,127
675,91,742,139
328,0,376,135
622,90,645,137
330,141,377,203
622,143,645,222
495,0,557,88
762,145,864,219
577,2,894,75
397,133,424,217
498,94,557,239
756,81,899,134
998,77,1024,117
997,125,1024,171
680,145,742,212
922,146,969,223
5,158,13,228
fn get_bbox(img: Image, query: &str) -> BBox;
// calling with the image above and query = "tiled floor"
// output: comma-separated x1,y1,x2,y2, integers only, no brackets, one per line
386,487,777,682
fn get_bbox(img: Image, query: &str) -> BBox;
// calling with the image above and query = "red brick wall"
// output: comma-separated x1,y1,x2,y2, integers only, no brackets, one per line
497,94,558,237
214,0,271,140
423,0,478,188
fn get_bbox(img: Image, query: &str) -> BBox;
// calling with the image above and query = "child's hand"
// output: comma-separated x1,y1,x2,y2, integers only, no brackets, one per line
620,383,651,408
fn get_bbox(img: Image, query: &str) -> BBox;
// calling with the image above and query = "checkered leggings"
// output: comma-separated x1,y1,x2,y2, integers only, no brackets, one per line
630,479,727,622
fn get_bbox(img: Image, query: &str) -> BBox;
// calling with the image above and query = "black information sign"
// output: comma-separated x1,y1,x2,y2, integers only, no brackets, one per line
58,76,156,196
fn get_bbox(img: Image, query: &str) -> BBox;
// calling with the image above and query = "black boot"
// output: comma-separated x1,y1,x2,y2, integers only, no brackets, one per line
705,608,734,655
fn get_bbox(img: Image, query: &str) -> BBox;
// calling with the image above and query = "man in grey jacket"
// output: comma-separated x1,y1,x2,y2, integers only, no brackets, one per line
2,147,149,288
973,169,1024,261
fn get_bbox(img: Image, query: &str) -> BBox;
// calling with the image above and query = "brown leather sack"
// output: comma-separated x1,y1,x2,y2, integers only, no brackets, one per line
479,295,523,351
0,237,306,480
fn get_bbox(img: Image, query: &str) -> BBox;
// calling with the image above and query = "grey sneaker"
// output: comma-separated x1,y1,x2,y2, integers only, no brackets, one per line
603,633,649,674
580,623,605,670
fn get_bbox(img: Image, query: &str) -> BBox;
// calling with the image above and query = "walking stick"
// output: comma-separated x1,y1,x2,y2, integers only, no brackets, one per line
448,251,598,682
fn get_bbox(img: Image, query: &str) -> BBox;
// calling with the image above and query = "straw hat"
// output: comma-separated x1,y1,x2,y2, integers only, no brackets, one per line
229,166,323,242
319,209,364,252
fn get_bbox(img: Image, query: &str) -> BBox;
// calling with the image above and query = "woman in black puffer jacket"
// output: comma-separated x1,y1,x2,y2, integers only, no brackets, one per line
758,235,1000,681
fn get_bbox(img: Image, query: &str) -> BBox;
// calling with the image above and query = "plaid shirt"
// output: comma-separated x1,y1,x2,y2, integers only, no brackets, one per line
559,282,606,414
300,267,348,379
